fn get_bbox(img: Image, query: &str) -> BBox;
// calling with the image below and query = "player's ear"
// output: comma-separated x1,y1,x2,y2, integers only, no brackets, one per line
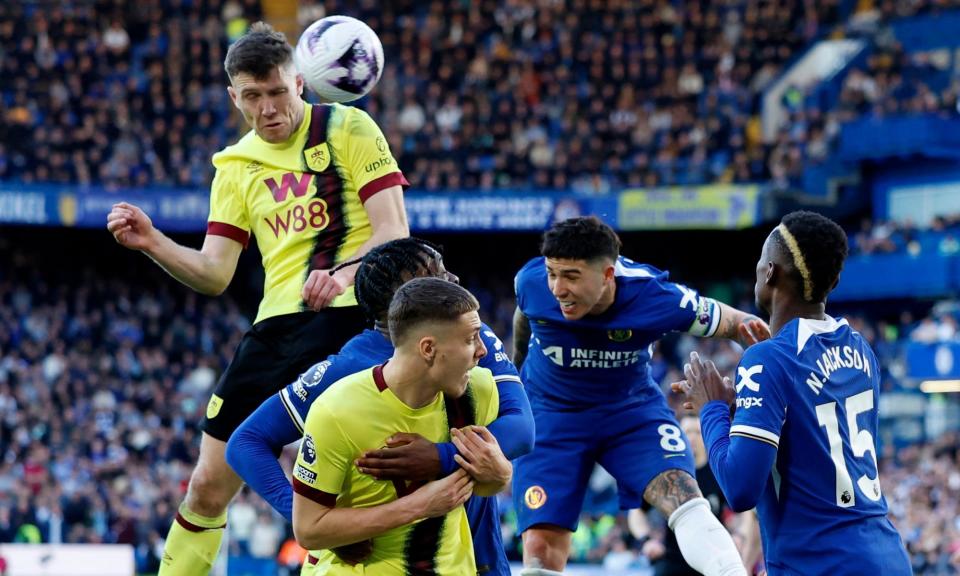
418,335,437,366
603,263,616,283
765,261,778,286
227,85,240,110
295,72,304,96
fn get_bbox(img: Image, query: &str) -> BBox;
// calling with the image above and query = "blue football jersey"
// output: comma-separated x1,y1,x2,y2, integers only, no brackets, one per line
515,256,718,409
731,316,909,574
280,324,519,431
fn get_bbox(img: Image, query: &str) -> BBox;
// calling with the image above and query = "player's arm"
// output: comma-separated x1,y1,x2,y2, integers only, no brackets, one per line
512,307,532,369
710,301,770,349
107,203,243,296
302,109,410,309
450,425,512,497
673,350,783,512
293,469,475,550
226,395,302,521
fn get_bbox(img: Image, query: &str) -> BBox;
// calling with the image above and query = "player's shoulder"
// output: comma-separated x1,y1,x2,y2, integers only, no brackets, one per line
779,315,855,357
613,256,671,290
211,129,264,170
514,257,545,294
327,102,377,135
313,365,378,406
467,366,496,394
338,328,392,359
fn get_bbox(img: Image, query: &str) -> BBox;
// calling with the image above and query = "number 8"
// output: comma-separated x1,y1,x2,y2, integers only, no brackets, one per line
658,424,687,452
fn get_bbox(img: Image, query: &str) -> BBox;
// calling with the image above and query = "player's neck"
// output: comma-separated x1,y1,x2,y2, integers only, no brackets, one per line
381,355,439,409
588,281,617,316
769,299,827,335
374,320,389,337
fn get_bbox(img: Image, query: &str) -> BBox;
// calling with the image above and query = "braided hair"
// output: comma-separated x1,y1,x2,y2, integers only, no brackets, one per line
332,237,445,322
773,211,849,303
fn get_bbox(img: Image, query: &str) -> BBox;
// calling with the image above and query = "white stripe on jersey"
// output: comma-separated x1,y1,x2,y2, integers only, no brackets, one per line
614,259,655,278
493,374,522,384
280,388,305,433
730,424,780,448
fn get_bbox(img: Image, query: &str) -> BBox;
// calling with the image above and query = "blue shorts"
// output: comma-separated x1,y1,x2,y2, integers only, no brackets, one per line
513,393,695,533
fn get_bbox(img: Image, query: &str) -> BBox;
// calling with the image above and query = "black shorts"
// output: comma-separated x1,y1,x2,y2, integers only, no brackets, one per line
200,306,368,442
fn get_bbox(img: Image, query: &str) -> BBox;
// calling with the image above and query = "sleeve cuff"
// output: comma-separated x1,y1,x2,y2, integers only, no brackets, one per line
436,442,458,476
358,172,410,204
207,221,250,249
292,478,337,507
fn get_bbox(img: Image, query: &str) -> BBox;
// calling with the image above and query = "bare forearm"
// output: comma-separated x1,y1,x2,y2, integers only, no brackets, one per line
295,497,422,550
512,308,531,369
143,233,232,296
713,302,759,341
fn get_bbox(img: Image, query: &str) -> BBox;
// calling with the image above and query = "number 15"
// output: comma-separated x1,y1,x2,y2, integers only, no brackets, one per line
815,390,882,508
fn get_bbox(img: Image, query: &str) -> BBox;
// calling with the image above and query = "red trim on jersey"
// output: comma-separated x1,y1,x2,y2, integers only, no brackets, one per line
293,478,337,507
373,363,389,392
306,555,320,566
174,512,226,533
206,221,250,249
358,172,410,204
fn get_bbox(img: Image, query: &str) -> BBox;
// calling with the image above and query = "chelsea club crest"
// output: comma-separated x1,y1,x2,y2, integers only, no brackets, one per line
607,329,633,342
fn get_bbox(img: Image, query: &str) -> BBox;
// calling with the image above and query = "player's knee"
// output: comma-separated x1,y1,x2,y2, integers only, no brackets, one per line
185,464,238,517
523,529,569,571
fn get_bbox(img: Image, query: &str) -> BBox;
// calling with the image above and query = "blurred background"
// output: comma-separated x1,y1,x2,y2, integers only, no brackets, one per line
2,0,960,574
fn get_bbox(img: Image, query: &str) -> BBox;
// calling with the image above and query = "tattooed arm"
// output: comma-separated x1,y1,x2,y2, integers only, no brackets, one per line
512,307,532,370
711,301,770,349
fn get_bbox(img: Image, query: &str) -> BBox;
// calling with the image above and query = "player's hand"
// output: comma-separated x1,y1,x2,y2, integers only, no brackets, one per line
331,539,373,566
302,268,349,310
450,426,512,487
641,538,666,560
738,316,771,348
106,202,158,252
671,351,736,412
407,469,474,519
356,433,442,482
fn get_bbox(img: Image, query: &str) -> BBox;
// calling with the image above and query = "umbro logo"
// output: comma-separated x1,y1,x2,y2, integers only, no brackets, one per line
246,161,263,174
736,365,763,393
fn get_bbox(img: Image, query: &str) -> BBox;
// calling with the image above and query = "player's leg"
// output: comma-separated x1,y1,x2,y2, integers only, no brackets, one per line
161,433,243,576
598,399,746,576
161,308,366,575
514,408,598,573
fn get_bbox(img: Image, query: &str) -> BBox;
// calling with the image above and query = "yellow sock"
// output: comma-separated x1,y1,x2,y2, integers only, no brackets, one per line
158,504,227,576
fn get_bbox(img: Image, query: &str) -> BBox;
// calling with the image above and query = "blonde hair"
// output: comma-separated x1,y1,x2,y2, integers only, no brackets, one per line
776,223,813,302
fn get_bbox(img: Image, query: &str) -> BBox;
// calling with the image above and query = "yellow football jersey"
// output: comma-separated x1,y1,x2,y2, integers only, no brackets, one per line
292,365,500,575
208,102,408,324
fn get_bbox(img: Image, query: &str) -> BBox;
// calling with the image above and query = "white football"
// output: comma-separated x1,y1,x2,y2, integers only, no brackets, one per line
295,15,384,103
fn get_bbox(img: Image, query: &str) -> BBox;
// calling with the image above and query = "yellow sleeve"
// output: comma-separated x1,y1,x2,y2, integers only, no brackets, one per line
292,402,351,505
206,164,251,248
343,107,409,203
471,368,500,427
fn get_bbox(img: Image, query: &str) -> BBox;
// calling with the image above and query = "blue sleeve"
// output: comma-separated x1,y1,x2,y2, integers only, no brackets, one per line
225,395,302,522
635,276,703,335
279,353,371,430
700,400,778,512
436,326,535,475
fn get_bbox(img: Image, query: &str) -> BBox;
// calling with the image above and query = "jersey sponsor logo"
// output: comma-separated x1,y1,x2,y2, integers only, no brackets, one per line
736,396,763,409
524,485,547,510
304,143,331,173
246,161,263,174
264,198,330,239
206,394,223,419
483,330,511,363
541,346,644,369
736,365,763,393
294,463,317,484
542,346,563,366
264,172,314,203
375,136,387,153
301,433,317,464
607,329,633,342
364,155,394,173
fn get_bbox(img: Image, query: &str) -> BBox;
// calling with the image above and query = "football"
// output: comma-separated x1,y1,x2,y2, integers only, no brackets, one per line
294,15,384,103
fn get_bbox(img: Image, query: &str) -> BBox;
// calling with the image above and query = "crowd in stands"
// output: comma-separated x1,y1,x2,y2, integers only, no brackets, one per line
850,213,960,256
1,230,959,574
0,0,852,193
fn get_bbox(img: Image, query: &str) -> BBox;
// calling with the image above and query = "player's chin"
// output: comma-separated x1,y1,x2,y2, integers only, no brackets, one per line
559,306,585,320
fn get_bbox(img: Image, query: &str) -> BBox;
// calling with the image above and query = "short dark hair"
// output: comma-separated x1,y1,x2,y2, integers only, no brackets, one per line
388,278,479,345
224,22,294,81
541,216,621,262
774,210,849,302
350,237,444,322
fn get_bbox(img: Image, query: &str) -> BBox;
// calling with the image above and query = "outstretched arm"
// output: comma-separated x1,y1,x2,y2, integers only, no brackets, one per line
711,302,770,349
107,203,243,296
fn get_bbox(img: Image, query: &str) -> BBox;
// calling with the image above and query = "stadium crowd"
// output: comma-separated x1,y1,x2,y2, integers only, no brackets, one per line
1,0,849,193
0,232,959,574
